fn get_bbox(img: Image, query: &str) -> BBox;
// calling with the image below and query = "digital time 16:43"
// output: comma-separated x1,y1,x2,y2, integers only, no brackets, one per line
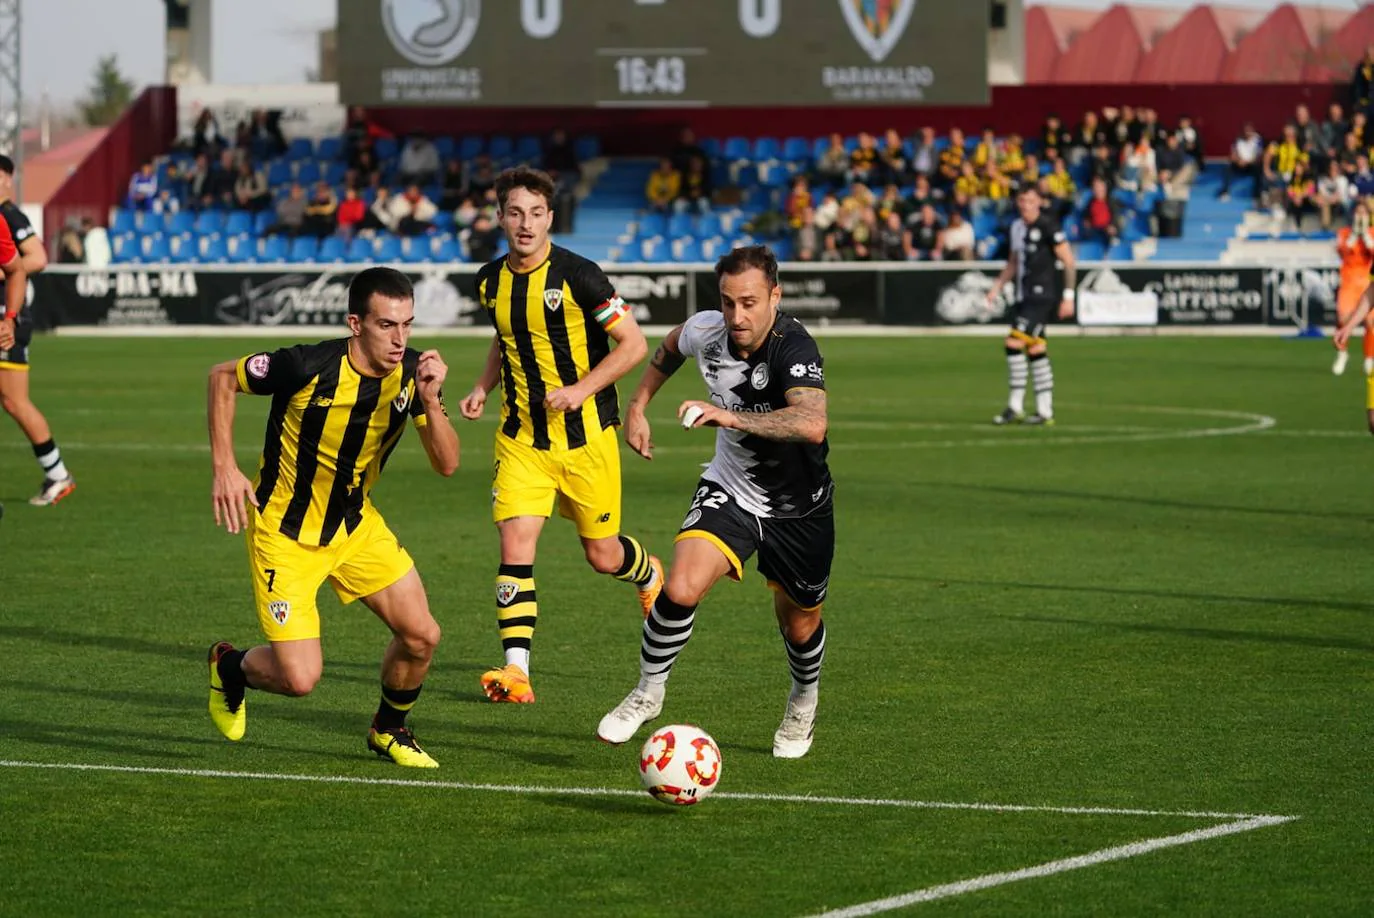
613,56,687,95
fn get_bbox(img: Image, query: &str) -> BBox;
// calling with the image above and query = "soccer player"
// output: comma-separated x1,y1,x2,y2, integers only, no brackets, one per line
205,267,459,768
459,166,662,705
987,185,1076,426
0,157,68,505
1333,279,1374,434
1331,201,1374,376
596,244,833,759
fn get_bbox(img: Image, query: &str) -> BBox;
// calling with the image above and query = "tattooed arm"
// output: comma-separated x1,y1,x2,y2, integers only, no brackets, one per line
681,387,828,445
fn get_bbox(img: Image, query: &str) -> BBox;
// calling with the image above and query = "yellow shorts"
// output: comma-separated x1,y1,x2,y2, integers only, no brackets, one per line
1366,374,1374,410
492,424,622,540
245,509,415,642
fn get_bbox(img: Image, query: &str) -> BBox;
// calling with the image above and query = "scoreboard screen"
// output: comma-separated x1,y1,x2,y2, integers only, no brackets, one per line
339,0,989,107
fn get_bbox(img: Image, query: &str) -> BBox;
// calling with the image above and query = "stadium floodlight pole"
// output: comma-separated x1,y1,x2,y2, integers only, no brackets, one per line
0,0,19,203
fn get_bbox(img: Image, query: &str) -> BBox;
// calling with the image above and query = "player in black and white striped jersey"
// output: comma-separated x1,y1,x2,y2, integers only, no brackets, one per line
986,185,1076,427
596,245,833,759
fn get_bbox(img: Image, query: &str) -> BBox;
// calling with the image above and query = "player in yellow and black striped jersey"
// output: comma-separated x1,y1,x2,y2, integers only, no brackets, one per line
459,166,664,705
204,267,460,768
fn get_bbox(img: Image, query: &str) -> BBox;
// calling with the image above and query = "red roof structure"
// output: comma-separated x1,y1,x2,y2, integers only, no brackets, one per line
1026,5,1103,83
1304,4,1374,82
1050,4,1187,84
1133,5,1265,83
1218,3,1351,83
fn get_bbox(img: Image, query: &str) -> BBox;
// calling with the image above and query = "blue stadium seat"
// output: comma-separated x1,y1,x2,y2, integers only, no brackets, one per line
433,136,456,160
771,237,794,262
164,210,195,235
258,235,288,262
317,136,343,161
193,210,224,235
637,212,668,240
573,135,601,161
639,238,670,262
168,234,198,263
514,135,542,164
374,235,402,262
317,235,347,262
696,212,723,239
141,235,171,262
288,236,319,261
266,160,293,187
109,207,137,236
286,138,314,161
227,236,257,263
433,236,463,262
782,137,810,164
1077,239,1107,261
401,237,432,263
843,136,859,154
201,236,229,263
674,238,704,262
1105,242,1134,261
223,210,254,237
723,137,751,162
759,164,789,187
374,136,399,161
457,136,484,161
699,235,726,261
811,137,830,162
699,137,721,160
323,161,348,186
253,210,275,236
667,212,695,240
431,211,455,232
752,138,781,162
295,161,322,186
488,135,515,163
344,236,373,263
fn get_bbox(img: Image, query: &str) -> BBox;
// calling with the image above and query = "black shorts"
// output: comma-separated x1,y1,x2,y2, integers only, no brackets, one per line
1010,297,1057,343
0,313,32,369
676,477,834,609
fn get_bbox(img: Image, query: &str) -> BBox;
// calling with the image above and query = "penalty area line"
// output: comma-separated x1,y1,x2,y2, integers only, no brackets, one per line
0,760,1293,822
803,815,1296,917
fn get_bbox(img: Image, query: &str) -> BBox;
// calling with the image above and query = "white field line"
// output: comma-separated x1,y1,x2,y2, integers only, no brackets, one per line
805,816,1295,917
0,759,1292,822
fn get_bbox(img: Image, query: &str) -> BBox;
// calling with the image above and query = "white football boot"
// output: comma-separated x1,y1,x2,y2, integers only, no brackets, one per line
772,693,817,759
596,685,663,745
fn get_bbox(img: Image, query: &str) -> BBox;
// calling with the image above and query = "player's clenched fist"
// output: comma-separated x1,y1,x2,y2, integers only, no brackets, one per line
416,349,448,402
459,386,487,419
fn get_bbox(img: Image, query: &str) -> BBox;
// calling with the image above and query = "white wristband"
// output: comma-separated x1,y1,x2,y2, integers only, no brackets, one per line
1063,290,1076,302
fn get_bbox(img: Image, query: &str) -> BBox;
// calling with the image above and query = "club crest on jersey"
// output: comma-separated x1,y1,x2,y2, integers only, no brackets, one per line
751,363,770,389
268,600,290,625
393,384,413,414
496,582,520,606
1029,227,1042,242
246,353,270,379
681,508,703,530
543,289,563,311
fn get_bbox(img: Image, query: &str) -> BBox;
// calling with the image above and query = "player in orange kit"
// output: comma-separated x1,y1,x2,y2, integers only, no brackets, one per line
1332,200,1374,377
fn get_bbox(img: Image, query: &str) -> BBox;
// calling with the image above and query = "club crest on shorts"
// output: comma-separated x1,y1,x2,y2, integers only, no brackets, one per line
496,581,520,606
268,600,290,625
751,363,770,389
681,508,703,530
543,289,563,311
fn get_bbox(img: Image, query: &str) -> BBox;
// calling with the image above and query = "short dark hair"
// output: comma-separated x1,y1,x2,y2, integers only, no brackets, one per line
348,266,413,317
715,244,779,289
0,155,13,176
495,166,556,211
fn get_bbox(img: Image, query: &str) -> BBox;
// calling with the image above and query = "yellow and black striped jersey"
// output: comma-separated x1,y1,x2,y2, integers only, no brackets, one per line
475,244,629,451
235,338,427,546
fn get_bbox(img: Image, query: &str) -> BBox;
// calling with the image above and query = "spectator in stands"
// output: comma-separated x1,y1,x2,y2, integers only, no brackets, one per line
233,160,270,212
268,182,308,237
1045,159,1077,219
938,128,966,189
439,159,469,211
873,211,910,261
344,105,390,168
982,163,1013,211
909,126,938,178
184,153,213,209
389,184,438,236
454,195,479,230
465,212,502,262
359,187,398,235
83,217,111,268
1072,110,1104,163
875,183,905,223
908,173,942,212
1119,139,1157,193
819,232,844,262
206,148,239,209
191,109,224,158
675,155,712,215
1263,124,1309,208
352,148,382,189
1017,153,1041,193
645,158,681,213
954,160,980,205
794,208,820,262
1155,134,1187,196
336,186,366,237
1292,104,1319,157
1351,154,1374,200
1174,116,1202,174
1353,111,1369,147
850,207,876,260
127,161,158,212
1041,113,1070,160
669,128,707,175
1338,131,1363,176
399,133,441,187
469,156,498,198
814,133,849,189
1352,47,1374,118
814,191,839,231
1286,160,1317,226
785,176,811,230
1316,159,1351,229
973,127,999,173
1318,103,1347,171
543,128,582,193
941,210,975,261
1082,177,1120,247
1138,108,1162,146
1218,122,1263,202
908,204,943,260
57,220,84,264
1000,135,1026,178
879,128,908,184
247,109,287,158
848,132,879,185
304,181,339,238
151,188,180,216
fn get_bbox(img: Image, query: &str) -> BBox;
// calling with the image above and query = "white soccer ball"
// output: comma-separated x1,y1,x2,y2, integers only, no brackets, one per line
638,724,722,806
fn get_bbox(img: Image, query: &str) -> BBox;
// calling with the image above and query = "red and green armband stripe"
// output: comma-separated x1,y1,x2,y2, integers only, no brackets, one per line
593,296,629,329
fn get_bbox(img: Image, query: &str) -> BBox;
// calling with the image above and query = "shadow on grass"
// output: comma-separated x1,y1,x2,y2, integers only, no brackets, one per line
1011,613,1374,654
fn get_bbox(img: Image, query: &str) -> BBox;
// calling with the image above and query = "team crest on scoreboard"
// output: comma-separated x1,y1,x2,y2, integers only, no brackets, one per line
381,0,481,67
543,289,564,311
839,0,915,63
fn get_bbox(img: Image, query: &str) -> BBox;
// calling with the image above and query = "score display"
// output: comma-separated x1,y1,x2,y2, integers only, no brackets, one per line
339,0,989,107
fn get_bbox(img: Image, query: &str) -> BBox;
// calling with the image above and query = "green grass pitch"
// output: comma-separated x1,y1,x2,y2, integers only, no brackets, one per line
1,333,1372,916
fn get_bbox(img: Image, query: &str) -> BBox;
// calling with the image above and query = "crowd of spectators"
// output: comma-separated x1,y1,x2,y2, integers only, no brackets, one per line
648,108,1202,262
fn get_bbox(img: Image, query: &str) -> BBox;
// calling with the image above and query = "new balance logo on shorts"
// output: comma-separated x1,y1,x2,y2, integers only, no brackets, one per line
496,582,519,606
598,513,611,523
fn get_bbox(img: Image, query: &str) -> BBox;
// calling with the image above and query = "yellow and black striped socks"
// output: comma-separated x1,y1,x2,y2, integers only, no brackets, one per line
375,683,423,730
612,535,655,587
496,563,538,671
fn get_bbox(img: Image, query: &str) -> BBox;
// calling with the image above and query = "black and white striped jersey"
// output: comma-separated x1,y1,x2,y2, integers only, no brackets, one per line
1009,213,1066,302
676,310,833,519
